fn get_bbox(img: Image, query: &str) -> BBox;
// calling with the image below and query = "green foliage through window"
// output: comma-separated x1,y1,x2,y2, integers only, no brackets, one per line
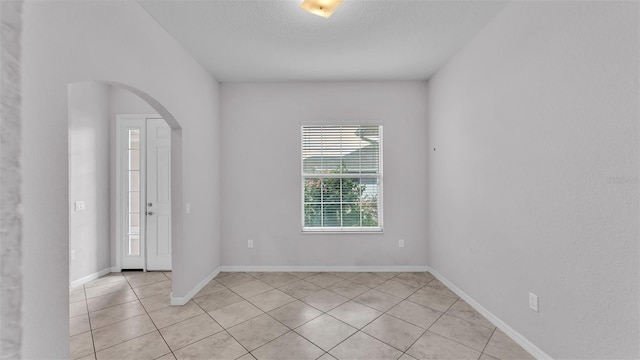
304,171,378,228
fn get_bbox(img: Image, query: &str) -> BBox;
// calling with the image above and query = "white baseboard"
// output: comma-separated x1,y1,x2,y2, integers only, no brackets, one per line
220,265,429,272
69,268,112,289
427,267,552,360
171,267,220,306
110,266,121,273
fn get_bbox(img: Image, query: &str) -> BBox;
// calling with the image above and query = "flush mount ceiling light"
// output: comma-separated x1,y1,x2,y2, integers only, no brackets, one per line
300,0,344,18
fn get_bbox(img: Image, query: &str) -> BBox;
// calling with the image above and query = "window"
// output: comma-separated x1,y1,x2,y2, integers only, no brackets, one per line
302,125,383,232
127,129,141,255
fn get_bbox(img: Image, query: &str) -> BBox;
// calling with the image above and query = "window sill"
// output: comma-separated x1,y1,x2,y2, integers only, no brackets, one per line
301,227,383,234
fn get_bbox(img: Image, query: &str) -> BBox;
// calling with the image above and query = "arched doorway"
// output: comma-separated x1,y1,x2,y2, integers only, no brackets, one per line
67,81,183,283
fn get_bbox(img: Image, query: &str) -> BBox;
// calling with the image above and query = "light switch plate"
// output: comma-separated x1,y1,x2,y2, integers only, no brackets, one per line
75,201,85,211
529,292,539,312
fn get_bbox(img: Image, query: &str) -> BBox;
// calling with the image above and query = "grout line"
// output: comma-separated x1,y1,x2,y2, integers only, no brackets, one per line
84,287,131,302
86,294,140,317
443,298,497,331
78,272,212,358
82,285,98,359
480,327,498,357
399,300,449,358
287,273,410,355
262,274,420,356
132,276,178,360
189,275,260,358
344,279,434,357
228,297,310,353
87,272,174,357
86,299,143,331
405,293,488,358
77,270,487,360
220,273,363,356
170,291,234,355
386,274,450,359
223,329,253,357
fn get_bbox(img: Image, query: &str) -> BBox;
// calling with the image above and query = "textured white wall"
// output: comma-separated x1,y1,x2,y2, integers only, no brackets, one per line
110,86,156,114
68,84,160,284
426,1,639,358
20,2,221,358
0,1,24,358
221,82,428,268
68,82,111,283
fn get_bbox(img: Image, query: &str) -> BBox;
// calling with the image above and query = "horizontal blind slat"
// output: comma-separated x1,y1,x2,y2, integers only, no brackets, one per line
302,125,380,175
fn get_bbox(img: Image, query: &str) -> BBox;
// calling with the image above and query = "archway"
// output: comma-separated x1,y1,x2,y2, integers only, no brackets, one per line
67,80,183,293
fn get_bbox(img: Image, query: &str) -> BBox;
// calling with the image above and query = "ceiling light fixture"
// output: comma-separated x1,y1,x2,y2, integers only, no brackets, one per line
300,0,344,19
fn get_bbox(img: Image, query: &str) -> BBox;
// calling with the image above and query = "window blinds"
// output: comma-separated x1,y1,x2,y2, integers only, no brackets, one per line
302,125,382,231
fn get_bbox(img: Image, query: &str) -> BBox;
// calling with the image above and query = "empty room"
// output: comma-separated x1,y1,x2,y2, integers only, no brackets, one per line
1,0,638,359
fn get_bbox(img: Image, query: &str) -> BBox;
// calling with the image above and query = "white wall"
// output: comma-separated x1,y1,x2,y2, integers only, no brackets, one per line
426,1,639,358
110,85,156,115
21,2,221,358
0,2,24,358
68,82,111,283
68,84,160,284
221,82,428,269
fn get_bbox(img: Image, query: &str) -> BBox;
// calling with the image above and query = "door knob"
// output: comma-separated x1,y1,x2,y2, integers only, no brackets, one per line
148,202,153,206
147,211,154,216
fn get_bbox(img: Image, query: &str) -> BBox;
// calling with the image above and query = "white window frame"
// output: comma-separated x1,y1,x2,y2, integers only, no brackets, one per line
301,124,384,233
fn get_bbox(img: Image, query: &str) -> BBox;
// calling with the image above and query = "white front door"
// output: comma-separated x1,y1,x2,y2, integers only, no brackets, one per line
118,115,172,271
146,118,172,270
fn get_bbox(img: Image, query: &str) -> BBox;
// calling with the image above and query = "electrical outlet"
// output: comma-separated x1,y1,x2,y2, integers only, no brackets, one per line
185,203,191,214
529,292,539,312
248,239,254,248
71,250,76,260
75,201,85,211
398,239,405,248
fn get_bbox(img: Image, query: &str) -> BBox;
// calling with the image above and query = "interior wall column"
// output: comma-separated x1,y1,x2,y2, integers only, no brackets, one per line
1,1,24,358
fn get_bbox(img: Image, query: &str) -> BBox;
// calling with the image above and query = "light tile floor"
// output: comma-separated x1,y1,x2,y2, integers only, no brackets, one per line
70,271,534,360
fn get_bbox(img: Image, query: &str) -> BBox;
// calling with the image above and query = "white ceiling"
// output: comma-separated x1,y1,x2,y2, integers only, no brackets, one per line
138,0,508,82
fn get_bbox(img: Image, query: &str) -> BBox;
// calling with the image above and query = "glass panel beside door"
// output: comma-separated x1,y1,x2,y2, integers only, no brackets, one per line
127,129,141,257
123,127,144,266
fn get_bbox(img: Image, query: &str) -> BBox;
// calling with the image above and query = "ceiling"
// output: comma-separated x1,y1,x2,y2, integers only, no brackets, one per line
138,0,508,82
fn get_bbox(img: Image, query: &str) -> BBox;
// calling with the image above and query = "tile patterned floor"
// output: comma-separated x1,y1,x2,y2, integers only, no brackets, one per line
70,271,534,360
